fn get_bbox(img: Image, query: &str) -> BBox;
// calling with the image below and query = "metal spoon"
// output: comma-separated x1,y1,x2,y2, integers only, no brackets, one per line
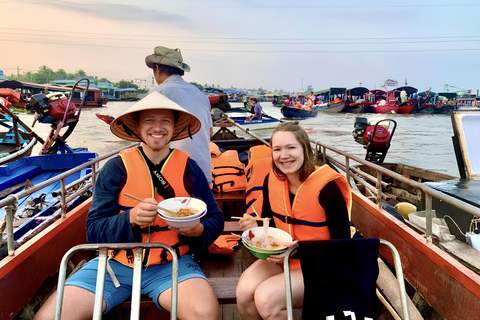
230,233,251,244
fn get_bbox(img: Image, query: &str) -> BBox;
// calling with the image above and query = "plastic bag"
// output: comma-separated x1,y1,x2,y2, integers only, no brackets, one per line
466,232,480,251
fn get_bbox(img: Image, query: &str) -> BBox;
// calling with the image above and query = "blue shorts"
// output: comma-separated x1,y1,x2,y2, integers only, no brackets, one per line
65,254,206,313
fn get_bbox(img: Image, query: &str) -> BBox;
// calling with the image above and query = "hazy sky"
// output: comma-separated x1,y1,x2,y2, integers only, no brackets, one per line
2,1,479,93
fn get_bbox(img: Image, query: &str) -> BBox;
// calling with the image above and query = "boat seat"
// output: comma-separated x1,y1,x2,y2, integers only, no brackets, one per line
115,276,240,309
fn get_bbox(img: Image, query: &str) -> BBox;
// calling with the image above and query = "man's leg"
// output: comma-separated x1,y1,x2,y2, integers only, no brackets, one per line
159,277,219,320
33,285,102,320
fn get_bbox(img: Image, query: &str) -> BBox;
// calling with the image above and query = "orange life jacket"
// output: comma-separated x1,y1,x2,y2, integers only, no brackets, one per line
268,165,354,269
245,146,272,216
268,165,353,241
112,147,191,267
211,150,246,193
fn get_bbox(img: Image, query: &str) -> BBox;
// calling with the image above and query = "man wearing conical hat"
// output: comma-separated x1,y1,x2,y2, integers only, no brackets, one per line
146,46,213,185
35,92,223,320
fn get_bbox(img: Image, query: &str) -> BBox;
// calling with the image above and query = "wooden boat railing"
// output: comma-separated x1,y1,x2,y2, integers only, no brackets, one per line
0,142,140,256
311,139,480,243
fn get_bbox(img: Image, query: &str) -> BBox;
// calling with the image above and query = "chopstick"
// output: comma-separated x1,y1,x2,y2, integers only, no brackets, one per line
123,193,179,216
231,216,265,221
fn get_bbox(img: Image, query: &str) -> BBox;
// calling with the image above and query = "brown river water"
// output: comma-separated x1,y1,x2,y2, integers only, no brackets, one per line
18,100,459,177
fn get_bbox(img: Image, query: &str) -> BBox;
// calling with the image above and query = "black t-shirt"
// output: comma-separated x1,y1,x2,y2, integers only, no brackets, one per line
261,175,351,239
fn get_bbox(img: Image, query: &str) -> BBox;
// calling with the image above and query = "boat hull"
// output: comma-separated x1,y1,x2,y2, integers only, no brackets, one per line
219,116,280,131
314,102,345,113
397,103,415,114
280,106,317,119
351,190,480,320
0,200,90,320
0,132,35,165
372,103,399,114
342,102,370,114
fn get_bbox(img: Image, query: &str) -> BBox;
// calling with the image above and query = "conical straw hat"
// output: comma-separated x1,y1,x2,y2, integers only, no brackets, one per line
110,91,201,142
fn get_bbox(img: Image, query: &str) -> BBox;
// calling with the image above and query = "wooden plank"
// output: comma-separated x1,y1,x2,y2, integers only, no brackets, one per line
223,221,242,234
439,239,480,274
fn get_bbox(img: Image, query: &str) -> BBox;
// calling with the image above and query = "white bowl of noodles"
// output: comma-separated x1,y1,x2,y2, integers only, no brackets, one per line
157,197,207,228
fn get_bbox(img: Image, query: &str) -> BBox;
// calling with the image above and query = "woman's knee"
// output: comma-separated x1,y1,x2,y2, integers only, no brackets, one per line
254,282,285,318
236,275,255,305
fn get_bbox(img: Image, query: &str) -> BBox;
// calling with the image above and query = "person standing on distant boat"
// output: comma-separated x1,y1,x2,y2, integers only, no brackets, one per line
242,94,248,108
146,46,213,185
307,91,316,106
246,98,262,120
236,122,354,319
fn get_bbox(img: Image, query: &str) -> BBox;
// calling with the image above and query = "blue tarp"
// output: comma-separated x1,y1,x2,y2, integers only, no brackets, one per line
224,89,248,94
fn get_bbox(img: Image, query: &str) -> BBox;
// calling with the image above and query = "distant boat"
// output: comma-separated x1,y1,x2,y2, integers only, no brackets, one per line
415,91,437,114
343,87,370,113
204,87,231,111
314,87,346,113
280,106,317,119
0,80,108,108
395,86,419,114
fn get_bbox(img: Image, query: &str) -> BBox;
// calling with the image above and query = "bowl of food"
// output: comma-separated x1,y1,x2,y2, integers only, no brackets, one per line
241,227,293,260
157,197,207,228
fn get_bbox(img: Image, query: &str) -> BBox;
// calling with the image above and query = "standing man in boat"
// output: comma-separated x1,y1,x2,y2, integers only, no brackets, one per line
146,46,213,185
307,91,316,106
236,121,353,319
34,92,223,320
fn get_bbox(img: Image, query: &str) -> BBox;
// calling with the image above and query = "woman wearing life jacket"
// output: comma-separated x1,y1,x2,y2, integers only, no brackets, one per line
236,121,353,320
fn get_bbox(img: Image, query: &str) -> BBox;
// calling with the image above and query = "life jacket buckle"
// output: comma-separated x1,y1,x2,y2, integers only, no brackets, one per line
284,216,295,224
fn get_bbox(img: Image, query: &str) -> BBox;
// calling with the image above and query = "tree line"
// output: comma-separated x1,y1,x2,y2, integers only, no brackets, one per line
6,65,145,92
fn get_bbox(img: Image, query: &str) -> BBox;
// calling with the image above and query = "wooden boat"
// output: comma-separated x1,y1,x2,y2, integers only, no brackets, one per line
414,91,437,114
280,106,317,119
0,151,98,242
4,112,480,319
0,88,21,104
313,87,346,113
204,87,231,112
213,108,280,132
0,80,108,109
315,141,480,320
372,90,399,114
0,104,38,165
342,87,370,113
395,86,419,114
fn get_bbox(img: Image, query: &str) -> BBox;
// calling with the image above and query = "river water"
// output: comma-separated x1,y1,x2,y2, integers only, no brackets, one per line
19,101,459,177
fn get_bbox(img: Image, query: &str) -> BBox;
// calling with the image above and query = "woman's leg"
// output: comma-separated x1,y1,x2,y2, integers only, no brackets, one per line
254,268,304,320
236,259,283,320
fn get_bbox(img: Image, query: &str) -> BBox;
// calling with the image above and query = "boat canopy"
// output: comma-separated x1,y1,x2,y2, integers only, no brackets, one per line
369,89,386,95
437,92,458,99
347,87,369,96
314,87,346,96
396,86,418,95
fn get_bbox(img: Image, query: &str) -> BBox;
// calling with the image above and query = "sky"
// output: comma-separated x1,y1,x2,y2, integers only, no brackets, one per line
1,0,480,93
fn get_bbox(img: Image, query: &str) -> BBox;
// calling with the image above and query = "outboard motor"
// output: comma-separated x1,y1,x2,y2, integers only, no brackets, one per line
353,117,397,163
28,93,76,126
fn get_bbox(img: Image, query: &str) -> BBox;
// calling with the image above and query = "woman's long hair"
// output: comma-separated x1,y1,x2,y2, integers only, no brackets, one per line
271,121,316,182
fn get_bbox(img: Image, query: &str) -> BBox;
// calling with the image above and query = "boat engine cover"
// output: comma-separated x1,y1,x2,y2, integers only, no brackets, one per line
48,99,76,121
364,126,390,147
